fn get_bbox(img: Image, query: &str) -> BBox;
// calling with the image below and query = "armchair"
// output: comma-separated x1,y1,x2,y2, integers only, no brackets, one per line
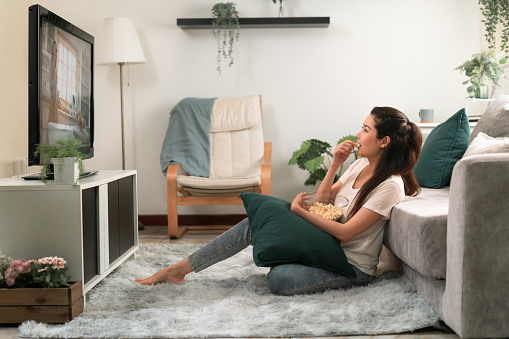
166,95,271,239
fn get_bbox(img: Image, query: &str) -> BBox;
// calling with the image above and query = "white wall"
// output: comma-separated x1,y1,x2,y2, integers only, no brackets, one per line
1,0,483,215
0,0,31,177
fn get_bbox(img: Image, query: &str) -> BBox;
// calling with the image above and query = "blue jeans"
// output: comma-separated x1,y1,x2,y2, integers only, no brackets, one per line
187,218,374,295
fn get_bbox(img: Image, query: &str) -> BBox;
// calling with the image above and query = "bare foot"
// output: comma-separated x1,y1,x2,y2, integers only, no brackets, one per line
135,258,193,286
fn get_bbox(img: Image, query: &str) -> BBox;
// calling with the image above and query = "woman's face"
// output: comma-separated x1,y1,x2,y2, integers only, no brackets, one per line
355,114,385,159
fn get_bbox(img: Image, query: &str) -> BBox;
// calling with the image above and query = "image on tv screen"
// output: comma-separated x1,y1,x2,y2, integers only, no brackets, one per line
39,18,92,148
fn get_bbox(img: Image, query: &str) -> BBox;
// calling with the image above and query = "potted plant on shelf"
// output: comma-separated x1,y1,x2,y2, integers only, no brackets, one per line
34,137,87,186
0,252,83,324
455,49,506,99
289,135,358,186
211,2,240,74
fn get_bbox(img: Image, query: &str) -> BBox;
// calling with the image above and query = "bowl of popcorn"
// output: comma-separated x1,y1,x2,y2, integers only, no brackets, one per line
304,192,348,221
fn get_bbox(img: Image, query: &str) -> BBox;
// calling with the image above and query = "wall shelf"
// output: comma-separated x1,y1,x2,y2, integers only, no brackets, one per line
176,17,330,29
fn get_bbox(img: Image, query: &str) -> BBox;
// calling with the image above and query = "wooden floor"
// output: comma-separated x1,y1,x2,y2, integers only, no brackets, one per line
139,225,230,244
0,225,459,339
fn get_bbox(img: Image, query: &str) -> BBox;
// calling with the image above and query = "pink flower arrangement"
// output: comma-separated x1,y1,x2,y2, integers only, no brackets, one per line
4,259,35,286
0,253,70,288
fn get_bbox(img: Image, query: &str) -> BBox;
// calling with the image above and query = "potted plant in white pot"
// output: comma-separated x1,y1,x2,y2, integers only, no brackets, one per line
34,138,86,186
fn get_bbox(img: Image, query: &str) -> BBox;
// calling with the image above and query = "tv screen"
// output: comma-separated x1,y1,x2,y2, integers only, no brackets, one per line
28,4,94,166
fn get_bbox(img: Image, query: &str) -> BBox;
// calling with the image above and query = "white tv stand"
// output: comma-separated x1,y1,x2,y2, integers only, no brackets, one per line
0,170,138,297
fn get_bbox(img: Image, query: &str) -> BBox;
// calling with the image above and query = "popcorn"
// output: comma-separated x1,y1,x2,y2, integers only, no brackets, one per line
309,202,343,220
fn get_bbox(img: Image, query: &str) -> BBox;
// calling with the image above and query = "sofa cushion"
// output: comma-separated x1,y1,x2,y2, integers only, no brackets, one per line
240,192,356,277
384,188,448,280
413,108,470,188
463,132,509,158
470,94,509,142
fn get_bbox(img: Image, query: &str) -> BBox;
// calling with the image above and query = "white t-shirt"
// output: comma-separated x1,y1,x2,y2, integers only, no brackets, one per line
335,157,405,276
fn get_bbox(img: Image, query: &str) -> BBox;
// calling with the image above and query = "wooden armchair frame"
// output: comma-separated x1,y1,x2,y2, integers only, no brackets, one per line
166,142,271,239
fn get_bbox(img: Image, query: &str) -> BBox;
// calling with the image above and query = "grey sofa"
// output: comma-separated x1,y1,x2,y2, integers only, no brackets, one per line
382,95,509,338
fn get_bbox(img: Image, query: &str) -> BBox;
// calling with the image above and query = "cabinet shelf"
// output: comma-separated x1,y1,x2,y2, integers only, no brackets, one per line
176,17,330,29
0,170,139,300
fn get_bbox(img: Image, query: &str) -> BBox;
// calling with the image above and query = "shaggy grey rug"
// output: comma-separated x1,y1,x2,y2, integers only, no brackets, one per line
19,243,440,338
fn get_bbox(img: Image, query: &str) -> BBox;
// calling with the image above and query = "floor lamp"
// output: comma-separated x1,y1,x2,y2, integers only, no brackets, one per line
97,17,146,170
98,17,146,230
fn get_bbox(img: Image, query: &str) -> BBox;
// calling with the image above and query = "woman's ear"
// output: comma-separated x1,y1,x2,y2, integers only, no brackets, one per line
380,136,391,149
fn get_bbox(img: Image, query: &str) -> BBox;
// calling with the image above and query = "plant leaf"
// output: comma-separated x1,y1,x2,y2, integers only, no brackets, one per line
288,140,312,165
289,139,330,168
303,156,324,173
337,134,358,144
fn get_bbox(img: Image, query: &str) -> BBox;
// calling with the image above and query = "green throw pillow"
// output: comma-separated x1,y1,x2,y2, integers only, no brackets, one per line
240,192,356,278
414,108,470,188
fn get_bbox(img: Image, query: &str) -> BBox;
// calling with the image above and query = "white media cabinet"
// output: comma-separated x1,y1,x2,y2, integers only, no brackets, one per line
0,170,138,297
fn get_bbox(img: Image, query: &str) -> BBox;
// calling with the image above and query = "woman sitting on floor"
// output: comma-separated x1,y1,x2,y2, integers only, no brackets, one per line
136,106,422,295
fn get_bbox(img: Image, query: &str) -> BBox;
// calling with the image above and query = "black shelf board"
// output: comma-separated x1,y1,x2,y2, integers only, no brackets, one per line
177,17,330,29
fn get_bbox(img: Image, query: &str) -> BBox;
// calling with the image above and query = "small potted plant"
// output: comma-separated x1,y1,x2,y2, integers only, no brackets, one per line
0,252,83,324
455,49,507,99
34,137,87,186
0,254,70,288
289,135,358,186
211,2,240,74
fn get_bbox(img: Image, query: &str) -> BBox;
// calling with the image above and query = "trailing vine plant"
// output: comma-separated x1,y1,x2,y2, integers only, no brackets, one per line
211,2,240,74
479,0,509,54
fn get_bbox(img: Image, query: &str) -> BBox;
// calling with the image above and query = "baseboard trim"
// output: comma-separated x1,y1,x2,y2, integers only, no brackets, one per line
138,214,247,226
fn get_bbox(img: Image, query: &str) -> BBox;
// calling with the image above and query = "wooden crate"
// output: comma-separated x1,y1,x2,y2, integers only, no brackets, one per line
0,281,83,324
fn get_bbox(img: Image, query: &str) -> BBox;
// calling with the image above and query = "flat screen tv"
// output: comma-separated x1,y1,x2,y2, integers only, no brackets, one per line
28,4,94,166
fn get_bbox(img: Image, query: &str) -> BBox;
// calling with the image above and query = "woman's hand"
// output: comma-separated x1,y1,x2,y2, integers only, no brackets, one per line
332,140,357,167
291,192,310,215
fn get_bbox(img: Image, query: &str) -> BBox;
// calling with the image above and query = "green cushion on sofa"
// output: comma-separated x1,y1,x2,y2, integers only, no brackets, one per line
240,192,356,277
414,108,470,188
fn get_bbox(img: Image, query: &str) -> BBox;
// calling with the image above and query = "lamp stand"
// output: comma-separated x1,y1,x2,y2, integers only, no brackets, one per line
119,62,126,170
118,62,143,230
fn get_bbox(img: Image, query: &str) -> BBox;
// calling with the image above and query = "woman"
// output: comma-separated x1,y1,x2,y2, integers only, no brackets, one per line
136,107,422,295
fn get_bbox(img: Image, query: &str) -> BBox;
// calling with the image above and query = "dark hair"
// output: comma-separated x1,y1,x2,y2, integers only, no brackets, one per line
348,107,422,219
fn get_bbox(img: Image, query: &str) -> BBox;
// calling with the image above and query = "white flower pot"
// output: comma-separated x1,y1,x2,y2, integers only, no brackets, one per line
51,157,79,185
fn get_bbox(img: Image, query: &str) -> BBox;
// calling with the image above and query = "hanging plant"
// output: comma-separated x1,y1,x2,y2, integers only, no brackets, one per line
479,0,509,54
272,0,284,17
211,2,240,74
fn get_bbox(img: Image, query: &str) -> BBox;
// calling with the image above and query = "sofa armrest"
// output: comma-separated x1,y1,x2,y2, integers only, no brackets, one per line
442,153,509,338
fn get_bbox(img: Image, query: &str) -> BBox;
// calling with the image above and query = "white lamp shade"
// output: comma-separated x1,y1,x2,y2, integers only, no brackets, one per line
97,17,146,64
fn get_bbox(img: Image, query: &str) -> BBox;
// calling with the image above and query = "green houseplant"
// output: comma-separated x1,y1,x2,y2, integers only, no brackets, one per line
289,135,358,186
479,0,509,54
34,138,86,186
211,2,240,74
455,49,506,98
